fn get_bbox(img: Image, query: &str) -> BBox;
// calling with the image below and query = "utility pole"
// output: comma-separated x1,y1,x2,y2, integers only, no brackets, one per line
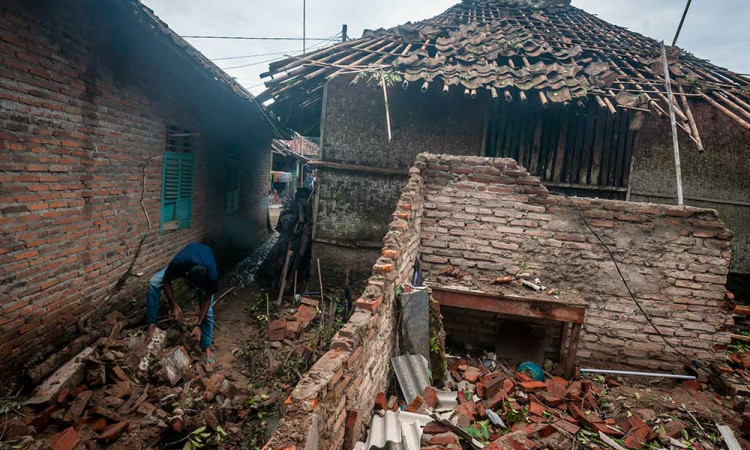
303,0,306,54
342,24,348,43
672,0,692,46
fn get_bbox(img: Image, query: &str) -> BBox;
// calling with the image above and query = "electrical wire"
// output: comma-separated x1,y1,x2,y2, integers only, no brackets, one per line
549,191,705,372
182,35,334,41
211,32,341,61
218,33,342,70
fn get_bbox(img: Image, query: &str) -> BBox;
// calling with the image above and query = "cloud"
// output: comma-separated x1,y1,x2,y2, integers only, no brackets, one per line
143,0,750,94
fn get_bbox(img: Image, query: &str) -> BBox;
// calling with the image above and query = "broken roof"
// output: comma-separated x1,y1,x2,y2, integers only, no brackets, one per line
259,0,750,135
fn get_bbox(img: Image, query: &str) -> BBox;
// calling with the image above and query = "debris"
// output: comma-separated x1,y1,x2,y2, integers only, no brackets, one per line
581,368,696,380
392,354,431,404
62,390,92,423
27,347,95,405
50,427,80,450
137,327,166,378
717,424,742,450
157,346,190,386
97,422,129,444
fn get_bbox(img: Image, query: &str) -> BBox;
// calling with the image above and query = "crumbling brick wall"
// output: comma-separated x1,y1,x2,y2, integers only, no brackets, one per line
630,100,750,274
417,154,733,370
266,166,425,449
0,0,270,375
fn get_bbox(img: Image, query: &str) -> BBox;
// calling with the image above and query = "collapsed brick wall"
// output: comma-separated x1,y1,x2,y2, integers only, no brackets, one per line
417,154,733,370
0,1,270,374
266,166,425,450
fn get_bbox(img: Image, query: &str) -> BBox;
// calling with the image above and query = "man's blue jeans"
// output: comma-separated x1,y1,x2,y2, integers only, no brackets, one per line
146,267,214,349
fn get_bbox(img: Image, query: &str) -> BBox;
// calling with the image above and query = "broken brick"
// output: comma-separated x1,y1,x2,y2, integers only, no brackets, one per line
62,390,91,423
663,420,686,438
519,381,546,392
423,386,438,409
404,395,425,413
51,427,79,450
97,422,129,444
374,392,387,411
624,425,650,449
463,366,481,383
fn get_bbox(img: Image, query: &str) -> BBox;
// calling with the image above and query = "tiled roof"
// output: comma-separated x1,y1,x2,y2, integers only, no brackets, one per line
259,0,750,135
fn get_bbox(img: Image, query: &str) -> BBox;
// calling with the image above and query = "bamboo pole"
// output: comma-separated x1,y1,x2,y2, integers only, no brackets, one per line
380,69,392,142
677,85,704,152
661,42,684,206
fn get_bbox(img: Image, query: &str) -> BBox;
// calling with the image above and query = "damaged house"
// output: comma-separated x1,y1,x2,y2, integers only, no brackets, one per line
0,0,274,377
257,0,749,448
259,0,750,292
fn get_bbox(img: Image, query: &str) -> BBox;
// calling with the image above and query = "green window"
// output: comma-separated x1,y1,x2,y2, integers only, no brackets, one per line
160,151,194,231
225,148,241,214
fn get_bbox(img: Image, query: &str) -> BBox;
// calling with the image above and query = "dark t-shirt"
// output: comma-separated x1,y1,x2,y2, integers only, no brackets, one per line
163,243,219,294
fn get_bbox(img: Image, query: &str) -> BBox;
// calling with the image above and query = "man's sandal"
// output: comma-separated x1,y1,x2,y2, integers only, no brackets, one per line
205,356,215,369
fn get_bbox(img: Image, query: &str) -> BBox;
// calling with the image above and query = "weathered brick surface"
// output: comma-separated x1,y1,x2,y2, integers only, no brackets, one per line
266,162,426,449
630,100,750,274
418,154,733,370
0,0,270,374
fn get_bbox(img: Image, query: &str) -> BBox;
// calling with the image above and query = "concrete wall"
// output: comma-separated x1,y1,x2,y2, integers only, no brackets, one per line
630,100,750,274
0,0,270,374
266,165,425,450
417,154,733,371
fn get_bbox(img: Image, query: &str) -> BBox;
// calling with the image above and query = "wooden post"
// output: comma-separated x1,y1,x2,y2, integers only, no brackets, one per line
341,24,348,43
661,41,684,206
672,0,693,47
276,250,294,306
563,323,582,378
678,85,704,152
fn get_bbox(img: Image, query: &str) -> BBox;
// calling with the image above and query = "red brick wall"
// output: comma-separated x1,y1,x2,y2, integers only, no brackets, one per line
0,0,270,374
266,166,425,450
418,154,733,371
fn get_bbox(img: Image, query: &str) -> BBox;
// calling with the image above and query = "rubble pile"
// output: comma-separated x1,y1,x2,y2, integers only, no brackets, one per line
3,296,336,450
368,356,745,450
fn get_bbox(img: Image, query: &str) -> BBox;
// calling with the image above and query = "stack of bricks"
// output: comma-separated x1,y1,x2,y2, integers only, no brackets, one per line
265,166,426,449
416,153,733,370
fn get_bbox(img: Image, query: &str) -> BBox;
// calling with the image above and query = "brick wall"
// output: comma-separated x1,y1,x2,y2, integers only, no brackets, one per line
630,100,750,274
266,166,425,450
417,154,733,370
0,0,270,375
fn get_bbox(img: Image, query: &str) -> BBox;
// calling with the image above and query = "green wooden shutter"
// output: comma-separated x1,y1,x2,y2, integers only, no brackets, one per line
161,152,193,231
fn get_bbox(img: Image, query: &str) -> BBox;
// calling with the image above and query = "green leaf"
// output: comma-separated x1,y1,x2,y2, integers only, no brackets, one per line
183,442,193,450
217,426,227,436
193,426,207,434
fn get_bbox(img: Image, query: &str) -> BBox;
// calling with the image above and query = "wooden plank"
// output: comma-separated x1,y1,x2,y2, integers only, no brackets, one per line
733,305,750,316
552,108,570,183
731,334,750,343
529,110,543,174
431,288,586,324
579,104,597,185
590,109,605,185
599,110,615,186
564,323,582,378
559,322,570,364
569,109,586,184
717,424,742,450
614,112,630,186
309,160,408,175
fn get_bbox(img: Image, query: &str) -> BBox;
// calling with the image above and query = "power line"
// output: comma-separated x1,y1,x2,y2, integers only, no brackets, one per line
210,32,341,62
219,35,340,70
182,35,333,41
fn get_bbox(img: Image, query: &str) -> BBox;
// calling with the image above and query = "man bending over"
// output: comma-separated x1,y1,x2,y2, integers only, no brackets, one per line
146,242,219,365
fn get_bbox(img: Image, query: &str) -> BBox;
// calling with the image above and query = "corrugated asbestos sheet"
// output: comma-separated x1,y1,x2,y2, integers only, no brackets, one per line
363,410,432,450
392,355,430,404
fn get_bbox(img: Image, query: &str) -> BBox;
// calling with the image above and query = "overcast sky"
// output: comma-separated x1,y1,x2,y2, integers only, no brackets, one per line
144,0,750,95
